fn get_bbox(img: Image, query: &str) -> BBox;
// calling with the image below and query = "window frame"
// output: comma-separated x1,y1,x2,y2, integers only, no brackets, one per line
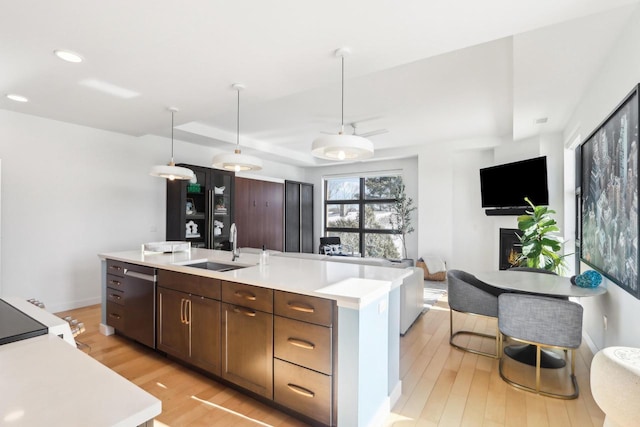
323,174,402,258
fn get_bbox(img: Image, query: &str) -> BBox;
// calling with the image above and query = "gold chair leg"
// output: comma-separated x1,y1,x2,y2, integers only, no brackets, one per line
498,336,579,400
449,309,500,358
535,345,541,393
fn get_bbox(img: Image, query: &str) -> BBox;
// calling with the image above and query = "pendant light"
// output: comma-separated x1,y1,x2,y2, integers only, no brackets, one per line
311,47,374,161
212,83,263,172
150,108,195,181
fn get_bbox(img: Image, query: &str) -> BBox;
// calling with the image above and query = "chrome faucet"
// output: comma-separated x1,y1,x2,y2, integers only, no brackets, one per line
230,223,239,261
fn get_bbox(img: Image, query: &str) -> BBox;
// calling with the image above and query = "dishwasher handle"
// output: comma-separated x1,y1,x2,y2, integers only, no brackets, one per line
123,269,156,282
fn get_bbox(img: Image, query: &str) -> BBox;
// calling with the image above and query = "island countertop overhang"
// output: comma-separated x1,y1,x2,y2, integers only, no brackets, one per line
99,248,408,309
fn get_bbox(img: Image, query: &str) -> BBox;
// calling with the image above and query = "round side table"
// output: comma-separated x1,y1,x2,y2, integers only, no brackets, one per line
591,346,640,427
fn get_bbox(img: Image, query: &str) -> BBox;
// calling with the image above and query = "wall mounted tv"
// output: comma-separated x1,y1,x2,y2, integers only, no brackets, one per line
480,156,549,210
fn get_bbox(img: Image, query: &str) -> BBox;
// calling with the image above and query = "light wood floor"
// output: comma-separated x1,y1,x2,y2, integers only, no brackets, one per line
56,293,604,427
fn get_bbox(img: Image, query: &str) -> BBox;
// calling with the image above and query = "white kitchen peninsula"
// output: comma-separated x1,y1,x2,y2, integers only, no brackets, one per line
99,248,409,427
0,332,161,427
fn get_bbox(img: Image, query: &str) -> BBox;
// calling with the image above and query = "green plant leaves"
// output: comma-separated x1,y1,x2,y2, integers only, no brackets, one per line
516,197,568,274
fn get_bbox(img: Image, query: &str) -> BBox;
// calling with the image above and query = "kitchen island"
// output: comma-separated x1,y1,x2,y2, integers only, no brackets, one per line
99,248,409,427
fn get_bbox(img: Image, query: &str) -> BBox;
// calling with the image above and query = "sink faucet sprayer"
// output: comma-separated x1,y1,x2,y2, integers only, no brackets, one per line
230,223,239,261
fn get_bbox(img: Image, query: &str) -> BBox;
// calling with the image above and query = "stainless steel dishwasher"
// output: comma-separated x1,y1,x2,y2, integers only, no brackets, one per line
122,264,157,349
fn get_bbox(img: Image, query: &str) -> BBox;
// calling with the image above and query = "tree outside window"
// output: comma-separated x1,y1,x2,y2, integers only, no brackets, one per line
324,174,410,259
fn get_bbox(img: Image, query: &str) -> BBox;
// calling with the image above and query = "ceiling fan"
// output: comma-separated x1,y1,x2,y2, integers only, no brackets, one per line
321,122,389,138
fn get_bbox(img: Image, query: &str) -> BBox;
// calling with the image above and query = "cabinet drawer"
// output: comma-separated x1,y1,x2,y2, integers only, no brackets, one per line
274,316,332,375
106,302,125,330
106,259,126,277
274,291,333,326
274,359,332,426
106,288,124,305
222,281,273,313
106,274,124,290
158,269,221,300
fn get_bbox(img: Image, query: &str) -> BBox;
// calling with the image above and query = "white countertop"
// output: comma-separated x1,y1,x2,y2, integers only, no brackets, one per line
99,248,410,308
0,334,161,426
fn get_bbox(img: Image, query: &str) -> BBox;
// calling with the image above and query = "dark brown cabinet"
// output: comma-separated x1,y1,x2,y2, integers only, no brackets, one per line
221,281,274,399
157,270,221,375
234,177,284,251
166,164,234,250
273,291,335,425
285,180,314,253
106,260,339,425
105,260,156,349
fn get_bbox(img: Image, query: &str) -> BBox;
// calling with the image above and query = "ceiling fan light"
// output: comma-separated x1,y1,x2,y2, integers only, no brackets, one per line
311,134,374,160
212,150,263,172
312,47,375,161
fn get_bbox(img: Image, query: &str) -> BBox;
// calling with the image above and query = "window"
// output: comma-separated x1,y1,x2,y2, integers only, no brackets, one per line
324,174,404,258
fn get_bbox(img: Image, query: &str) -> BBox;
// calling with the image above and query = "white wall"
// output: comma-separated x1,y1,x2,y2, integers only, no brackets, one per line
0,110,304,312
304,157,419,260
451,148,495,272
563,6,640,350
416,135,565,272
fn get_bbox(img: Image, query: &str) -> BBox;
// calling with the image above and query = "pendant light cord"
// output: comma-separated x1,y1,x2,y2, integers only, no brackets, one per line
237,88,240,149
170,109,175,162
341,55,344,134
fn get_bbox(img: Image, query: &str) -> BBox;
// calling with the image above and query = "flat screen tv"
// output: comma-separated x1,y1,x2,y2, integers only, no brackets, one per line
480,156,549,208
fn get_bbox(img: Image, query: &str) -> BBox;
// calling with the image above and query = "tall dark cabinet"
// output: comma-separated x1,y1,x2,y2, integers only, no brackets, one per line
285,181,314,253
166,164,234,250
234,177,284,251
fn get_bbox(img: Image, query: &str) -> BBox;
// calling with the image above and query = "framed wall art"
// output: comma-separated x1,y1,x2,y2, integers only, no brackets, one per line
580,84,639,297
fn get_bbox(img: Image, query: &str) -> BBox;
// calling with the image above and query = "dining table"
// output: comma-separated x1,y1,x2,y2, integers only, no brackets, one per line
475,270,606,368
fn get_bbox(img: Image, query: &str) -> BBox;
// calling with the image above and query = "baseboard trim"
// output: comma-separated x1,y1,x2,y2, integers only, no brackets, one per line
389,380,402,408
48,297,101,314
100,323,115,336
583,331,599,356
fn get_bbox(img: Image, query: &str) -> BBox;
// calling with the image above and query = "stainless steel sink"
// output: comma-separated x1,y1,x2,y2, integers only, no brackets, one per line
185,262,246,272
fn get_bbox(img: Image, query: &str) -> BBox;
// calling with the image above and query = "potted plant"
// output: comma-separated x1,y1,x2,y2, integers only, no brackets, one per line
516,197,568,274
389,182,416,261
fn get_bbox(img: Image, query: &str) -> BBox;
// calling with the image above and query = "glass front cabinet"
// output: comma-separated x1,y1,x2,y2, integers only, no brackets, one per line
166,164,235,250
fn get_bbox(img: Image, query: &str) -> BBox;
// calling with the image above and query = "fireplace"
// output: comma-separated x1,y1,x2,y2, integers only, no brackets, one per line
499,228,523,270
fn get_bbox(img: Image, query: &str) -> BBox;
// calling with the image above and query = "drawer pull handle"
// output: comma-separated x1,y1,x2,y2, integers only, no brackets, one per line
287,338,315,350
109,265,123,271
288,302,314,313
233,307,257,317
234,290,257,301
108,313,121,320
109,293,122,300
287,383,315,398
109,280,122,286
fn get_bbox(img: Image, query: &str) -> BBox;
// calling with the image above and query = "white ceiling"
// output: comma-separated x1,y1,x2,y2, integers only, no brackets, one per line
1,0,638,167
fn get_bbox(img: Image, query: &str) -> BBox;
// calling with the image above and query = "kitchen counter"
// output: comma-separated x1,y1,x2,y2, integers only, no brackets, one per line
98,247,405,427
99,248,409,309
0,334,160,426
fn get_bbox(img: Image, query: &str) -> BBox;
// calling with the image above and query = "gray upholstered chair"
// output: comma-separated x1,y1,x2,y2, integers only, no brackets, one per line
447,269,503,358
498,293,583,399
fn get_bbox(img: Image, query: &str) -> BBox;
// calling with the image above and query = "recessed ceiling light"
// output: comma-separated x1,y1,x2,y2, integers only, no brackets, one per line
535,117,549,124
54,49,83,63
6,94,28,102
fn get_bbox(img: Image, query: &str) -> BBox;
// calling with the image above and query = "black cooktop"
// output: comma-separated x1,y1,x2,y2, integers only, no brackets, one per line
0,298,48,345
